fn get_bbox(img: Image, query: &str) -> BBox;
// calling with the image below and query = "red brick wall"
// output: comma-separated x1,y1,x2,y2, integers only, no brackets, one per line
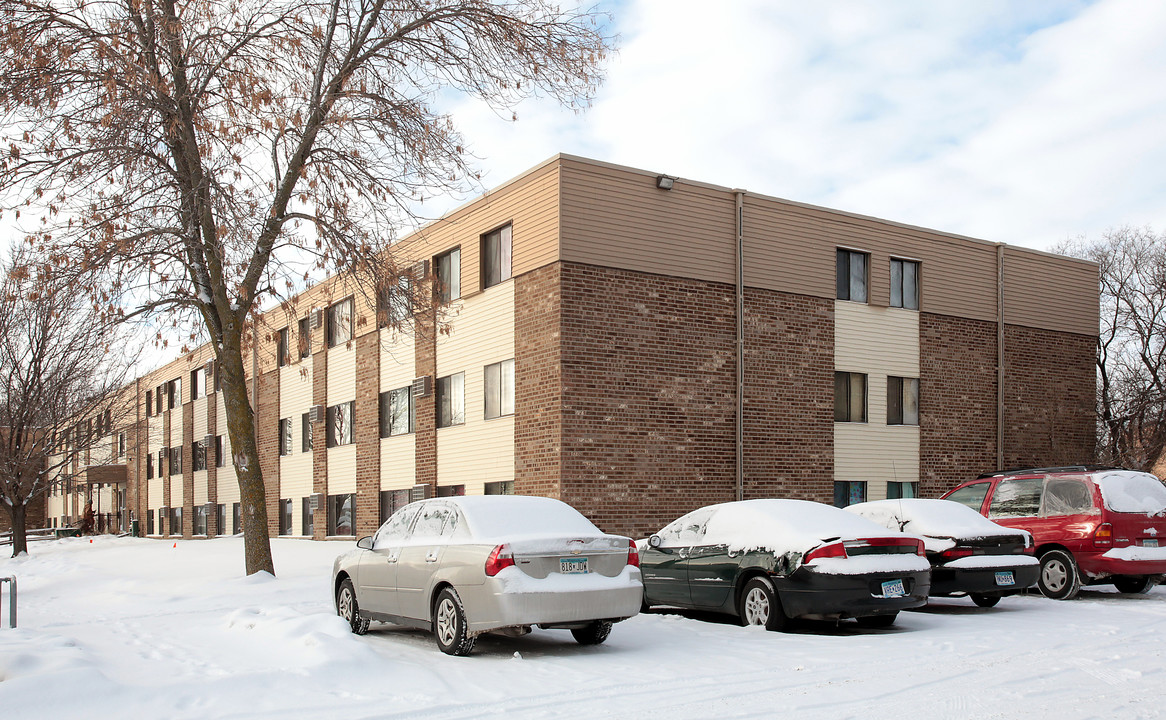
312,349,328,539
1003,324,1096,468
355,332,381,536
742,292,834,501
256,369,280,537
415,306,437,492
182,401,194,538
206,391,219,535
514,263,563,500
919,313,999,496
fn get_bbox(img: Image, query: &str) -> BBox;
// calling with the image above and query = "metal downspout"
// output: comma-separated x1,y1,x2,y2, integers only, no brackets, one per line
997,244,1005,470
735,190,745,502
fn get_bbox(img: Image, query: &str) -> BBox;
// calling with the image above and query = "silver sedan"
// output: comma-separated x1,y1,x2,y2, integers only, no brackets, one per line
331,495,643,655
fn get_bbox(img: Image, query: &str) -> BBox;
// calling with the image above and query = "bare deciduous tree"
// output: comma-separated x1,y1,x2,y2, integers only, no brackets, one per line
0,0,611,574
1057,227,1166,472
0,248,133,557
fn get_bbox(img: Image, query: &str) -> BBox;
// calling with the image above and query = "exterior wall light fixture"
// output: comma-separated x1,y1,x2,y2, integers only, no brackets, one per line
655,175,675,190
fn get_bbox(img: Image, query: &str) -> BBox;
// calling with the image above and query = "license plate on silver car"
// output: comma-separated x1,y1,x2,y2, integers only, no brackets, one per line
995,571,1015,586
560,558,589,574
880,579,906,597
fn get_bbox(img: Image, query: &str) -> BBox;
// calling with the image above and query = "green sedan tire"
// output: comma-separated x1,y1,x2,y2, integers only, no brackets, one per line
738,576,788,632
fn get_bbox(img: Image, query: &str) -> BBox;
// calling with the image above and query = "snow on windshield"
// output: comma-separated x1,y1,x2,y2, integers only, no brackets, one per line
697,499,905,554
846,499,1022,540
451,496,606,540
1096,472,1166,515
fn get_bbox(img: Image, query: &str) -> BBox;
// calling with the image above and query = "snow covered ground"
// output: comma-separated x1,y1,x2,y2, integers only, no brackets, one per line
2,536,1166,719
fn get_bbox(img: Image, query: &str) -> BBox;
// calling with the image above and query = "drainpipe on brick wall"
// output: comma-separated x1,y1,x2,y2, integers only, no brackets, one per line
735,190,746,502
996,243,1005,470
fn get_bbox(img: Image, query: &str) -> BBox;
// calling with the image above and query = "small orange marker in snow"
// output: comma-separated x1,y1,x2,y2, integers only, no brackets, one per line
173,543,177,548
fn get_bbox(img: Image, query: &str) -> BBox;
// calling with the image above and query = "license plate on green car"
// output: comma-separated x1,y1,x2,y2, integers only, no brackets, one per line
880,579,906,597
560,558,589,574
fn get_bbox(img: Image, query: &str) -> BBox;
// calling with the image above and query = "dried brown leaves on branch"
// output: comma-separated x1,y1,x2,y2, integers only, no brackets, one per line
1057,227,1166,473
0,0,611,574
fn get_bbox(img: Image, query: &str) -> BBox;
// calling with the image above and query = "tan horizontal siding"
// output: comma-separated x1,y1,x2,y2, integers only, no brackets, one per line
1002,246,1098,336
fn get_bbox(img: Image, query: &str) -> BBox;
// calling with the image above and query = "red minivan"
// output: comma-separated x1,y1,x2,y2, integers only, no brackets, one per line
942,467,1166,599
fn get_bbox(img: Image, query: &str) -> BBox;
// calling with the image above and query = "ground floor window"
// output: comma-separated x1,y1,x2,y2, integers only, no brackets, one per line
436,485,465,497
379,489,411,525
279,498,293,535
328,494,355,536
886,481,919,499
232,502,241,535
484,481,514,495
147,511,155,535
193,505,208,535
215,504,226,536
833,481,867,508
302,497,316,536
170,506,183,535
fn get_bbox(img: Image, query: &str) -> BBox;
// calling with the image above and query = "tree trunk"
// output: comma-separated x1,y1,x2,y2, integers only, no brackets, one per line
7,502,28,558
218,325,275,576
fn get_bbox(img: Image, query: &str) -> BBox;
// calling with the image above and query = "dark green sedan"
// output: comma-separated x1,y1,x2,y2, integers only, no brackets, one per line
640,500,932,630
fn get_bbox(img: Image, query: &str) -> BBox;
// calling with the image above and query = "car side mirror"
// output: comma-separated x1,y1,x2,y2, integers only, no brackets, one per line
357,536,373,550
648,535,662,548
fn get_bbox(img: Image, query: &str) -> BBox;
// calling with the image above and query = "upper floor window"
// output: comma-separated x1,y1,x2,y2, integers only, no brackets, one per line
145,390,153,417
169,446,182,475
301,412,313,452
326,401,354,447
836,249,868,303
887,376,920,426
192,438,207,472
167,377,181,409
191,366,206,400
834,371,867,423
298,316,311,358
484,359,515,420
481,224,512,289
155,385,164,414
436,372,465,428
215,435,226,468
279,418,292,456
277,327,290,367
890,258,919,310
380,386,414,437
377,275,410,328
326,297,353,347
435,247,461,303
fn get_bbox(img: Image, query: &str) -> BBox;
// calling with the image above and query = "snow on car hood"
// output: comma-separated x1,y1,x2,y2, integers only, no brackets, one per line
1095,471,1166,516
845,499,1029,552
699,499,917,554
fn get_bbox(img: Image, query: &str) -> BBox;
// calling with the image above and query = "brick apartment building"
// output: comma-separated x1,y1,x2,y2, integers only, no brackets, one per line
43,154,1099,540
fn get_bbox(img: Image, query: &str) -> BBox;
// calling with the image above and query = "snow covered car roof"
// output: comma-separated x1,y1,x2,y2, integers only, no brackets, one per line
845,498,1026,540
409,495,613,541
1094,471,1166,516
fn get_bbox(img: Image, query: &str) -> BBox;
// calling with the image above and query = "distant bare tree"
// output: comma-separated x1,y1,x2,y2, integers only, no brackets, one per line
1057,227,1166,472
0,0,611,574
0,248,133,557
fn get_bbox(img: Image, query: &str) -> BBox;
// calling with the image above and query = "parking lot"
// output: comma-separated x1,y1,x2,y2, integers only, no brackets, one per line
2,536,1165,719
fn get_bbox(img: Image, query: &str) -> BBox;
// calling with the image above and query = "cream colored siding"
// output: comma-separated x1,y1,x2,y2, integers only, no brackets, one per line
379,327,417,492
325,342,356,493
279,364,314,514
834,302,920,500
435,282,515,493
328,446,357,494
214,395,239,504
89,438,112,466
167,477,182,511
1002,246,1099,336
148,477,164,514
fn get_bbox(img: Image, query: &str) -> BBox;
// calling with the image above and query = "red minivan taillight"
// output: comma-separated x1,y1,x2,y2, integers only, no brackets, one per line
804,542,847,563
627,539,640,568
485,544,515,576
1093,523,1113,549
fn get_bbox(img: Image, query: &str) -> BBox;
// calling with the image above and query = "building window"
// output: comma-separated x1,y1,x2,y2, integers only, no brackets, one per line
169,446,182,475
146,390,153,417
435,247,461,303
834,372,867,423
302,496,316,536
890,258,919,310
481,224,512,289
484,480,514,495
836,249,868,303
834,481,867,508
436,373,465,428
377,274,411,328
298,316,311,358
155,386,164,414
887,376,920,426
484,359,515,420
277,327,290,367
117,432,126,458
887,481,919,499
147,511,155,535
191,367,206,400
279,418,292,456
326,297,353,347
300,410,314,448
215,504,226,536
379,387,414,438
326,401,355,447
279,498,292,535
215,435,225,468
232,503,241,535
146,453,154,480
436,485,465,497
379,489,411,524
192,439,207,472
168,377,181,409
212,361,221,392
328,493,355,536
170,506,183,535
193,505,208,535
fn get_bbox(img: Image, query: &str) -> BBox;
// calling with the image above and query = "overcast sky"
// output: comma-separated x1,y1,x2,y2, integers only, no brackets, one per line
443,0,1166,252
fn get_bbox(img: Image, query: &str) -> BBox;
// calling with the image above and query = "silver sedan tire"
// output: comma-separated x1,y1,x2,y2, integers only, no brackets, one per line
337,578,370,635
434,587,475,656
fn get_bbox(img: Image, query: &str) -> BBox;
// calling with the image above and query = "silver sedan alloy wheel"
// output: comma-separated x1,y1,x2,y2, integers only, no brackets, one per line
338,585,355,622
436,596,458,647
